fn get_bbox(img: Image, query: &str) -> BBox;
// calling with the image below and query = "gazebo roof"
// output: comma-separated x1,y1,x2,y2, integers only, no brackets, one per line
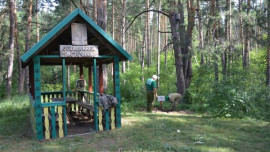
21,8,132,67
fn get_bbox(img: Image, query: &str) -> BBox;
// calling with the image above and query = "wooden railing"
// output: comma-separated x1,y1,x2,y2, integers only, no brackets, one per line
29,91,116,140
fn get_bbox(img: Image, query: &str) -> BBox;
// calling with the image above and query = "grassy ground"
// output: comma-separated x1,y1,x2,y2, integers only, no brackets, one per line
0,96,270,152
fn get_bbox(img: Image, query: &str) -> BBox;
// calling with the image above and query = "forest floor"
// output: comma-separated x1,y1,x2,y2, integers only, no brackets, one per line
0,96,270,152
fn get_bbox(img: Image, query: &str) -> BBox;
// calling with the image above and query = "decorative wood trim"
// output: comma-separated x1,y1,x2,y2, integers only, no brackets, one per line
34,56,44,140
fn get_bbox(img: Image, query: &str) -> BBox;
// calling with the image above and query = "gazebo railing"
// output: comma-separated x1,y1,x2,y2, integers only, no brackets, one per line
30,91,116,140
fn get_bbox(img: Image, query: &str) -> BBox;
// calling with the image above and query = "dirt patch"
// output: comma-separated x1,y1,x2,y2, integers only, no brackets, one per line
140,107,194,115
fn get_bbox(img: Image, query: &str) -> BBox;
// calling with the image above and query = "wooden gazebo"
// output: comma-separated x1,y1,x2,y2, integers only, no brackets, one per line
20,8,132,140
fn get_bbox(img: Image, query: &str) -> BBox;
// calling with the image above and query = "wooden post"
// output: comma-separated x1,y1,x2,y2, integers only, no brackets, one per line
99,61,104,94
62,58,67,136
29,62,35,98
80,64,83,78
113,56,121,128
50,106,56,138
93,59,98,131
33,56,43,140
88,65,92,92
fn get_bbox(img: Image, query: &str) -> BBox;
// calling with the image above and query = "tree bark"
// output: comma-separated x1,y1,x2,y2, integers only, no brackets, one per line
6,0,16,97
197,0,204,65
185,0,195,88
243,0,250,68
266,0,270,86
97,0,108,91
18,0,32,94
121,0,126,73
146,0,150,68
239,0,244,60
111,0,115,39
157,0,161,88
93,0,97,22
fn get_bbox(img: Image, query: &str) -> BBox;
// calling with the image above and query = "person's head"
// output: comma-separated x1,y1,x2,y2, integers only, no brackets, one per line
152,75,158,80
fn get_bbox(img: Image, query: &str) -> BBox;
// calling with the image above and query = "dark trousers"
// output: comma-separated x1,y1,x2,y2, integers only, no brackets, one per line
146,90,154,112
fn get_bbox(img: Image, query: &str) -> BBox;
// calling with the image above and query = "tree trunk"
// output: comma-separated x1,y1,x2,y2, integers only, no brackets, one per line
157,0,161,88
121,0,126,73
222,0,231,79
239,0,244,60
18,0,32,94
6,0,16,97
93,0,97,22
14,0,21,94
168,0,195,94
36,0,40,42
266,0,270,86
146,0,150,68
197,0,204,65
243,0,250,68
112,0,115,39
97,0,108,91
185,0,195,88
169,12,186,95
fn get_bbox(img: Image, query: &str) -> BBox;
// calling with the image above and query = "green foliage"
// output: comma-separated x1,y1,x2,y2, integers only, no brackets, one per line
189,47,270,120
0,95,29,138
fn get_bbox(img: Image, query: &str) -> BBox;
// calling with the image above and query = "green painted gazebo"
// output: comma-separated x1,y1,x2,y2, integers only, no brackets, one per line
21,8,132,140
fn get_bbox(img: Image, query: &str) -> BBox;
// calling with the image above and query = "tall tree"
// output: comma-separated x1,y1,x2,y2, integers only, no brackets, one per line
6,0,16,97
169,0,195,94
146,0,150,68
93,0,97,22
267,0,270,86
197,0,204,65
97,0,108,91
157,0,161,88
243,0,251,68
18,0,32,94
121,0,126,73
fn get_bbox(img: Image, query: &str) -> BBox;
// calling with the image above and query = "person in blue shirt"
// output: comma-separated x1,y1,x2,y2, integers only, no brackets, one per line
145,75,158,112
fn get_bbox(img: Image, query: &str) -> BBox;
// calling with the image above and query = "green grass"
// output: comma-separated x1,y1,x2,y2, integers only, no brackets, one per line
0,96,270,152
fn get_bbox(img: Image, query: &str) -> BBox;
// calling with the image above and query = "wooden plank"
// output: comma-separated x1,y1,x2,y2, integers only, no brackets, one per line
34,56,44,140
76,101,94,112
58,106,64,138
99,61,104,93
80,64,83,79
62,58,67,137
44,107,50,139
98,107,103,131
93,59,98,131
50,106,56,138
42,102,66,107
71,23,87,45
60,45,98,57
63,107,67,136
114,56,121,128
111,107,115,130
105,109,109,131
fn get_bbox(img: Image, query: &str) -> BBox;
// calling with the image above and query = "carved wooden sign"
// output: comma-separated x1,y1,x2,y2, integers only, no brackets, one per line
60,45,99,57
71,23,87,45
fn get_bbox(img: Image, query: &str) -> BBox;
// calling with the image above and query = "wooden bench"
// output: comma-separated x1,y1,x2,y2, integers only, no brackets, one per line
76,101,94,120
76,101,94,112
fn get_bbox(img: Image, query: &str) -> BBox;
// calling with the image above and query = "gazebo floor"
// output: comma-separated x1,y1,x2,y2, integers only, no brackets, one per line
67,112,95,135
